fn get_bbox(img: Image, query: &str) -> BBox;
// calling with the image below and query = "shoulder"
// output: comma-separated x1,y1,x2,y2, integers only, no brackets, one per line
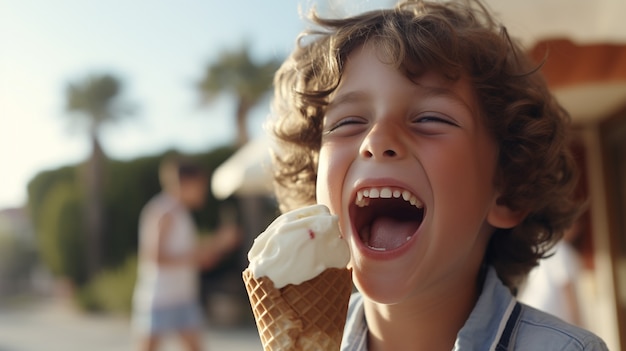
142,193,179,217
514,304,608,351
347,291,364,314
341,292,368,351
142,193,168,211
344,292,365,333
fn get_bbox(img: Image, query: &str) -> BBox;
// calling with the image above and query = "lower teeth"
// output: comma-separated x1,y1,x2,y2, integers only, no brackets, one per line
368,246,386,251
366,237,413,251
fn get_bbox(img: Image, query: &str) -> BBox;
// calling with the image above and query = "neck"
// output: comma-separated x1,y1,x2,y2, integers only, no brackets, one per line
165,189,184,203
364,270,482,351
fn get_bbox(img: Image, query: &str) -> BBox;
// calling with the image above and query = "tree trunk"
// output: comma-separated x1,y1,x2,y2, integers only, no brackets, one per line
85,131,104,278
235,99,252,148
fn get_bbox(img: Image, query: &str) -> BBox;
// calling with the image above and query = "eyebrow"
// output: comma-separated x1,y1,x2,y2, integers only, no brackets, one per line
326,91,370,113
416,83,474,110
327,85,473,114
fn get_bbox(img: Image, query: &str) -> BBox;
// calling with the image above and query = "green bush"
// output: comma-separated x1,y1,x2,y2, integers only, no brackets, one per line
27,145,241,313
27,165,78,231
36,181,87,286
77,255,137,314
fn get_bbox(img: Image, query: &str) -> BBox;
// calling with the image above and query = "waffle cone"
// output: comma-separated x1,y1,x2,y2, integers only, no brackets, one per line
242,267,352,351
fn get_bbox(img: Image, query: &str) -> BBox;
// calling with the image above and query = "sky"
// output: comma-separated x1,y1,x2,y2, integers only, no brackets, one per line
0,0,393,210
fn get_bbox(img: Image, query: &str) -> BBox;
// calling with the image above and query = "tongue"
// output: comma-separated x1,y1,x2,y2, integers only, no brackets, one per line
368,216,420,250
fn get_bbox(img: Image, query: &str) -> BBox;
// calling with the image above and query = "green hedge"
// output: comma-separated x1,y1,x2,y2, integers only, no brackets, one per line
35,181,88,285
77,255,138,314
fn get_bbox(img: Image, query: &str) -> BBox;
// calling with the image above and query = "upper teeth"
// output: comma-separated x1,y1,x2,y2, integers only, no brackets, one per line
355,187,424,209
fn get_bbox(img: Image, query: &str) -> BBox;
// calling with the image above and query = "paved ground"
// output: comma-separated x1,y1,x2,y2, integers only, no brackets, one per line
0,299,262,351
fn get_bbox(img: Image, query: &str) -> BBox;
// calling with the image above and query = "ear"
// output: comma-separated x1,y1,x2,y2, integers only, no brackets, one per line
487,195,527,229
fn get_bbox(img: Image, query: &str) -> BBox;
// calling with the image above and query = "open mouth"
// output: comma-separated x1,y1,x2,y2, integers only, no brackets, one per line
350,187,425,252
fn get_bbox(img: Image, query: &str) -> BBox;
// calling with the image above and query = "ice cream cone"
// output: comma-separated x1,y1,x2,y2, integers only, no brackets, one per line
243,267,352,351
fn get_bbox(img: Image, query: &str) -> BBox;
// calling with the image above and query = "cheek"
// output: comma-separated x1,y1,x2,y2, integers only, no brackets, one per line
315,145,344,214
315,148,333,208
429,141,498,218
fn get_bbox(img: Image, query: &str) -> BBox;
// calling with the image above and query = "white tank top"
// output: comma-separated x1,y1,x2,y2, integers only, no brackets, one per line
133,192,198,309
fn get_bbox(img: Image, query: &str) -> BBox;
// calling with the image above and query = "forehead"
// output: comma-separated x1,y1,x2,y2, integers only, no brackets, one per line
180,174,208,186
330,44,480,116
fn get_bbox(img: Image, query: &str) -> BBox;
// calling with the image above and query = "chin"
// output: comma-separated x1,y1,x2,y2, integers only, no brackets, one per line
354,273,411,305
351,255,413,304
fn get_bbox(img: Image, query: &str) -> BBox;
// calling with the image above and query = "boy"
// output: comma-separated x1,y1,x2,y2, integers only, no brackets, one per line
269,0,608,350
133,157,240,351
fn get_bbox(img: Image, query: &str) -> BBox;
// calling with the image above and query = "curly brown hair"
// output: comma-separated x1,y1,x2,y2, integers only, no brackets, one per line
269,0,580,290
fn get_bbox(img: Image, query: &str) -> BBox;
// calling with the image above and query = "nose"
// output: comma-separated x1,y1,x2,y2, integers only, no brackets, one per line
359,123,406,160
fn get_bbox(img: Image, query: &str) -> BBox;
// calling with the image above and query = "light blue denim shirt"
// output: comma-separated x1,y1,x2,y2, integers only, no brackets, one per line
341,267,608,351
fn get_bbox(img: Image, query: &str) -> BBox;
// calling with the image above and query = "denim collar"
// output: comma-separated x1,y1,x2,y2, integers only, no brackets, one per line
341,267,518,351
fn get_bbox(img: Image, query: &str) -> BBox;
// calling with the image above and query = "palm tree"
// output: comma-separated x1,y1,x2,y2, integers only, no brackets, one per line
198,45,281,147
65,73,134,277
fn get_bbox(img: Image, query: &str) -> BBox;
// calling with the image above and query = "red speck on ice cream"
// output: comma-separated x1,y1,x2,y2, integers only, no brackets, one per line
308,229,315,239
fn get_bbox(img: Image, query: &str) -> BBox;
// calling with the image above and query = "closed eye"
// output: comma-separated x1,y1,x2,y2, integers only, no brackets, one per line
325,116,367,134
413,115,457,126
411,114,459,135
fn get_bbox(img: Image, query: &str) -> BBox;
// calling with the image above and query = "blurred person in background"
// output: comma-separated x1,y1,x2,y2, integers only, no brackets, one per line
132,156,241,351
517,220,584,326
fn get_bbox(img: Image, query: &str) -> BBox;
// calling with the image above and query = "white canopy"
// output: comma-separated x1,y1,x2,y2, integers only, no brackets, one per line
211,137,274,199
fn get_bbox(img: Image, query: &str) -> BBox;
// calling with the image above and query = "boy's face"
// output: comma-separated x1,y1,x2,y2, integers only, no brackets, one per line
180,177,207,210
316,44,515,304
